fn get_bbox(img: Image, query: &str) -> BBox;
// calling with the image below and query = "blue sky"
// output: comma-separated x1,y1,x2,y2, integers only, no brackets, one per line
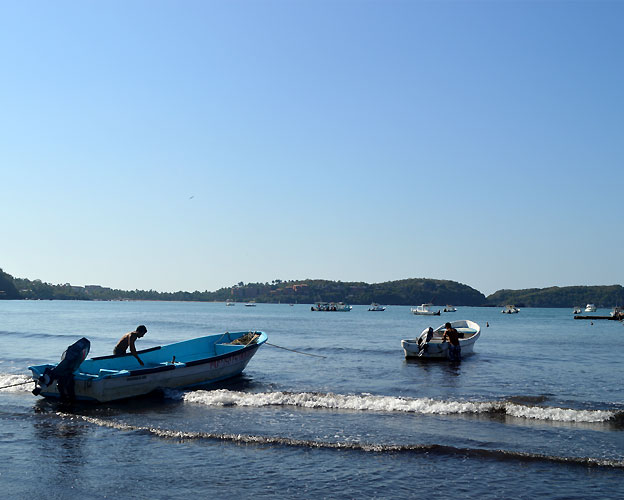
1,1,622,296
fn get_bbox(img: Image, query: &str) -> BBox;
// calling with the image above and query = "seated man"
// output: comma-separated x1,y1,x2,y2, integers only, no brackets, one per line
114,325,147,366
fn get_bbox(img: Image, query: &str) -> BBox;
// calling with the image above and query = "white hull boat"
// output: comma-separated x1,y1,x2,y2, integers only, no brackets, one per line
401,320,481,359
410,304,441,316
368,303,386,311
502,305,519,314
585,304,597,312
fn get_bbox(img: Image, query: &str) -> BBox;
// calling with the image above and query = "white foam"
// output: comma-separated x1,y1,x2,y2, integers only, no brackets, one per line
60,413,624,467
504,403,614,423
182,390,616,423
0,373,33,393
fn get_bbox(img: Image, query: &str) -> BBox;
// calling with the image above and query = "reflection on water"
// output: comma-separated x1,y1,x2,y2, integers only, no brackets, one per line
34,408,87,455
32,409,88,494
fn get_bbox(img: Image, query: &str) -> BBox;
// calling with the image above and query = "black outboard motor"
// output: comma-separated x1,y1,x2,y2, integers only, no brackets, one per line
417,327,434,353
33,337,90,400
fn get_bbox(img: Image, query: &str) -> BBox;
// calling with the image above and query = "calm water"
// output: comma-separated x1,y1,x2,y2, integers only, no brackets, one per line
1,301,624,499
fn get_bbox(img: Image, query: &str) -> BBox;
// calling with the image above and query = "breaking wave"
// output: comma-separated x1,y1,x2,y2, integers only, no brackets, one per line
0,373,34,393
65,413,624,469
181,389,619,424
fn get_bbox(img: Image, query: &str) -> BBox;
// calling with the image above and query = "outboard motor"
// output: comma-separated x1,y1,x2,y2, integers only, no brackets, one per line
417,327,434,354
33,337,90,400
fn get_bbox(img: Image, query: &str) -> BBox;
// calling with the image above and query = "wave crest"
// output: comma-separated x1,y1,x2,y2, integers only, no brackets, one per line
68,413,624,469
182,390,617,423
0,373,33,393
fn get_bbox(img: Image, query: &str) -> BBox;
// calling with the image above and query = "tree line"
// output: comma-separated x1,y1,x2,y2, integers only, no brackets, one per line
1,268,622,307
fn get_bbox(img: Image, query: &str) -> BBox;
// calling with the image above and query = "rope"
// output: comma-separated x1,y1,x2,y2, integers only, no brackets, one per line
266,342,326,359
0,380,34,390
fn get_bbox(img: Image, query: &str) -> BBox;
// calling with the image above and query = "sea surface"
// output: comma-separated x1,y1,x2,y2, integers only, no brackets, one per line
1,301,624,499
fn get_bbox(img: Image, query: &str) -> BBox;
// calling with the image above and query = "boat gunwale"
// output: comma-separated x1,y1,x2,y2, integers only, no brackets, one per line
91,345,162,361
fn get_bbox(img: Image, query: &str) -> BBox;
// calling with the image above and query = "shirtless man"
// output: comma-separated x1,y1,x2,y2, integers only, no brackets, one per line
442,322,461,362
113,325,147,366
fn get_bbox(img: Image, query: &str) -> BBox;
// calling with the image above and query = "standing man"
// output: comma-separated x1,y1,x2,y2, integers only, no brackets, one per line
442,322,461,362
114,325,147,366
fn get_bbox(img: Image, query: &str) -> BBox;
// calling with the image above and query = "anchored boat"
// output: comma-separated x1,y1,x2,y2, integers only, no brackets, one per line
29,331,267,403
368,303,386,311
311,302,352,312
502,305,519,314
410,303,441,316
401,320,481,359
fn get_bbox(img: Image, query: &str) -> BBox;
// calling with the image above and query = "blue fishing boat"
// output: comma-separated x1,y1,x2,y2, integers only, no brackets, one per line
29,331,267,403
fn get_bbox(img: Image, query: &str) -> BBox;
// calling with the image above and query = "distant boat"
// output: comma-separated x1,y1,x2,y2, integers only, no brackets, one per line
411,304,441,316
502,305,519,314
610,306,623,320
573,306,582,314
443,305,457,312
585,304,597,312
245,302,257,307
368,303,386,311
401,320,481,359
226,300,235,306
311,302,352,312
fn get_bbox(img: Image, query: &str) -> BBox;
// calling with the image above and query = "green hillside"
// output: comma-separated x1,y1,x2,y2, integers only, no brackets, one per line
0,269,21,299
11,275,486,306
485,285,624,308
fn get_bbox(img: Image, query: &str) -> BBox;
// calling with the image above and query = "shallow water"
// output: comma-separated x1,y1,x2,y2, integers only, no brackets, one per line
1,301,624,499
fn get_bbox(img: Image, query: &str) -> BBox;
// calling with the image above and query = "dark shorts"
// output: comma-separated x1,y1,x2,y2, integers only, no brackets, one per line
448,344,461,361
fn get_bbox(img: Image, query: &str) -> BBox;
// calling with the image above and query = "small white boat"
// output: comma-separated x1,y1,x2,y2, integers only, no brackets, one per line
573,306,582,314
29,331,267,403
502,305,519,314
245,302,257,307
610,306,623,319
226,300,235,306
368,303,386,311
401,320,481,359
585,304,597,312
410,303,441,316
443,305,457,312
311,302,352,312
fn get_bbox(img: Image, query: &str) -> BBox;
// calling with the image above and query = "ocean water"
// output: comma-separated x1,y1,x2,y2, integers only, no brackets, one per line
1,300,624,499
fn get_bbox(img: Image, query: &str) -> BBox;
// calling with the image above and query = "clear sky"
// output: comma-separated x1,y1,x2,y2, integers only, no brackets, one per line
1,1,622,296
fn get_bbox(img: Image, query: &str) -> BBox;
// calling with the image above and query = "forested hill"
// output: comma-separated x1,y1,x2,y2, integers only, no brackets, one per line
4,267,622,308
485,285,624,308
4,273,486,306
222,278,487,306
0,268,21,299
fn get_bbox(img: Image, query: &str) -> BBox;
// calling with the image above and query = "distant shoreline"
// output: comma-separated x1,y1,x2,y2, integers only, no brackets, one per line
2,271,622,308
8,298,622,310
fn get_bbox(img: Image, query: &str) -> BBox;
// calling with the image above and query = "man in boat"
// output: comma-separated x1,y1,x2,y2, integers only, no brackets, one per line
113,325,147,366
442,322,461,362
